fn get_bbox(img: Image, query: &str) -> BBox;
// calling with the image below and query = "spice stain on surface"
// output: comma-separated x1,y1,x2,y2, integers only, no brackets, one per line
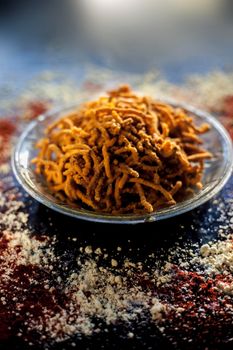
0,68,233,349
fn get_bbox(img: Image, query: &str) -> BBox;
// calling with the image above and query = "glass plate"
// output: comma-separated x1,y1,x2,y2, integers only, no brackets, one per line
12,100,233,224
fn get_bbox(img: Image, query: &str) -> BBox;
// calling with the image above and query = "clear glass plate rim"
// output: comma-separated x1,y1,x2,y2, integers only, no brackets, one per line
12,99,233,224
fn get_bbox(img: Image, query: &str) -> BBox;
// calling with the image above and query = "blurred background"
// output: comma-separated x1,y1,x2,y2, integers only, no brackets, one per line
0,0,233,85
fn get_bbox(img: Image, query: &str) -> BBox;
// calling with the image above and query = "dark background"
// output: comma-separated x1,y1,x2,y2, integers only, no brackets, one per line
0,0,233,84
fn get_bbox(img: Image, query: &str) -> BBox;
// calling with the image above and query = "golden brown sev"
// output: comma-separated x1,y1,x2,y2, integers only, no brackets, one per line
32,85,211,214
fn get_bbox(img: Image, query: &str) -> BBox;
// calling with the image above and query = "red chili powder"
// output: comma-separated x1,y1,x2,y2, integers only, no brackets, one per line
82,81,103,93
0,119,16,139
154,266,233,348
23,101,49,121
0,118,16,166
218,95,233,140
0,231,66,343
221,95,233,117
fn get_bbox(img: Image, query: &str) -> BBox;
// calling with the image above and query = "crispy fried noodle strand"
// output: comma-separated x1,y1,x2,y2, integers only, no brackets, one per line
32,85,211,214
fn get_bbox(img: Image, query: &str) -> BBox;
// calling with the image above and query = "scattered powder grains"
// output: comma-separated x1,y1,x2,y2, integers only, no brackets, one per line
22,100,49,121
1,186,233,348
218,95,233,139
0,119,16,174
0,69,233,348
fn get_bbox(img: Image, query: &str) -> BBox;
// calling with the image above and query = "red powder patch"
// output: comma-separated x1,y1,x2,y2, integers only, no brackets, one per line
23,101,49,121
0,119,16,139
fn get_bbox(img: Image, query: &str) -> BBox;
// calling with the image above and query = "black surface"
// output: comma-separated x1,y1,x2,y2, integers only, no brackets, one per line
1,169,231,350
